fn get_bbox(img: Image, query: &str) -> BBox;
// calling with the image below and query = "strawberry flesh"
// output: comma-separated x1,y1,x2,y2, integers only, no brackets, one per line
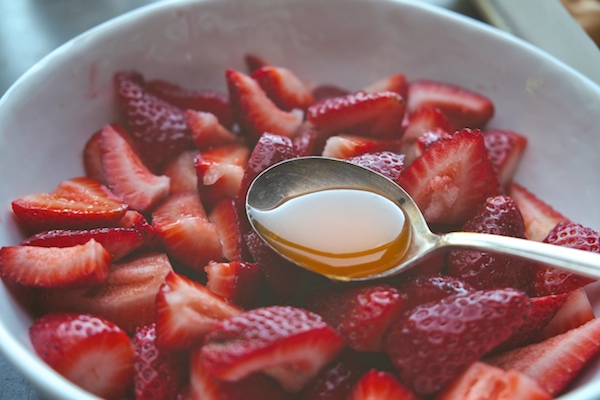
252,66,315,111
205,260,261,308
349,370,418,400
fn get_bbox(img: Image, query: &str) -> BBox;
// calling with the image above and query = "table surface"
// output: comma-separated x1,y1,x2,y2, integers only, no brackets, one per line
0,0,481,398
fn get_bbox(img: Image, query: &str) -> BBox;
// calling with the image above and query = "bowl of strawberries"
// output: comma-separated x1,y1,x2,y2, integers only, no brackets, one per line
1,0,600,399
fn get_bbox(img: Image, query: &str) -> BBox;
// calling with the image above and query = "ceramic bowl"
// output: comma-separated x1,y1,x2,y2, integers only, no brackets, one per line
1,0,599,398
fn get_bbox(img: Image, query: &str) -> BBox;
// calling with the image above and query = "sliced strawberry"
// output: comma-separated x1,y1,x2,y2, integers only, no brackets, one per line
293,127,319,156
200,305,345,392
508,182,570,241
113,71,194,170
133,323,188,400
83,123,135,185
29,313,134,399
0,239,110,288
348,151,405,182
486,317,600,397
384,288,531,396
226,69,303,142
402,106,452,143
307,284,407,352
162,149,199,193
483,129,528,187
145,79,234,129
155,272,242,351
307,91,405,139
185,110,239,150
363,73,408,99
244,53,269,73
37,252,173,333
397,128,499,224
397,273,475,310
446,195,533,292
99,124,170,213
311,84,351,102
406,80,494,131
252,66,315,111
321,134,403,159
537,287,595,340
208,197,245,261
151,191,223,271
12,176,128,232
205,261,261,309
412,128,453,160
437,362,551,400
349,370,418,400
195,144,249,211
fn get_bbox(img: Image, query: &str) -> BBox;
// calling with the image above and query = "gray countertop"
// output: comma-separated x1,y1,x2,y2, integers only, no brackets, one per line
0,0,480,398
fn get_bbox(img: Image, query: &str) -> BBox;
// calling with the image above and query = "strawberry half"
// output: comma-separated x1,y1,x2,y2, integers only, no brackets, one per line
200,305,345,392
162,149,199,193
252,66,315,111
185,110,239,150
349,370,419,400
0,239,110,288
205,261,261,308
83,123,134,184
321,135,403,159
483,129,528,187
397,128,499,224
537,287,595,340
29,313,134,400
348,151,405,183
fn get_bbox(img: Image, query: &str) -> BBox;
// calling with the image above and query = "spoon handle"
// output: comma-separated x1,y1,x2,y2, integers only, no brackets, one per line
440,231,600,279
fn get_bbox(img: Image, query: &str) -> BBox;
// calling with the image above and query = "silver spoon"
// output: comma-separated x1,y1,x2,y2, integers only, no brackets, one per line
246,156,600,281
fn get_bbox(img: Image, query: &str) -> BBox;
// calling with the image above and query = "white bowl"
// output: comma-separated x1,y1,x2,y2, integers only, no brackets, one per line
1,0,599,398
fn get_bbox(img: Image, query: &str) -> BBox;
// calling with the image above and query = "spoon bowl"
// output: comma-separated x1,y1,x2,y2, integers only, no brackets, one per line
246,156,600,281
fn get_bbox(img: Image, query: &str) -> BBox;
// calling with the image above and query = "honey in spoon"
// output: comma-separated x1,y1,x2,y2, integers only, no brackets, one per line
247,188,411,280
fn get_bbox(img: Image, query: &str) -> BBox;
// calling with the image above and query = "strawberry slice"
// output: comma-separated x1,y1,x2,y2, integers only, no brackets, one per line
486,317,600,396
437,362,551,400
311,84,351,102
155,272,242,351
38,252,173,333
406,80,495,131
321,135,403,159
200,305,345,392
0,239,110,288
205,261,261,308
99,124,170,213
12,176,128,232
133,323,188,400
398,273,475,310
29,313,134,400
307,284,407,352
226,69,303,142
363,73,408,99
482,129,528,187
244,53,270,73
508,182,570,241
412,128,453,160
293,127,319,156
151,191,223,271
397,128,499,224
83,123,135,184
537,288,595,340
402,106,452,143
446,195,533,292
145,79,234,129
349,370,418,400
185,110,239,150
114,71,194,170
252,66,315,111
384,288,531,396
208,197,246,261
195,144,250,211
162,149,199,193
307,91,405,139
531,222,599,296
348,151,405,182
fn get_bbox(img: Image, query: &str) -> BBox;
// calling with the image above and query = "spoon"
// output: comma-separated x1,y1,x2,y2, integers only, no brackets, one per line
246,156,600,281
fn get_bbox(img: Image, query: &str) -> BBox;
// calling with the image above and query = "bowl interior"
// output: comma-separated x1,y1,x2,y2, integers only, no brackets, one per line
1,0,600,398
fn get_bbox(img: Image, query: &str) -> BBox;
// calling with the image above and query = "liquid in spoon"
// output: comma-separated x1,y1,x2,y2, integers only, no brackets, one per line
248,188,411,280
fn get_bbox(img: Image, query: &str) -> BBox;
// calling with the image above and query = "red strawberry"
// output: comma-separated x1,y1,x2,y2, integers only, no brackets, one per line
200,305,345,392
307,284,407,352
83,123,135,184
311,84,351,102
293,127,319,156
531,222,599,296
144,79,234,128
152,191,223,271
38,252,173,333
12,176,128,232
29,313,134,399
363,73,408,99
99,124,170,213
446,195,533,292
244,53,269,73
205,260,261,308
398,273,475,310
0,239,110,288
402,106,452,143
406,80,494,131
437,362,551,400
252,66,315,111
412,128,452,159
384,288,531,396
162,149,199,193
155,272,242,351
226,69,303,141
321,134,403,159
349,370,419,400
348,151,405,182
185,110,239,150
195,144,249,211
133,324,188,400
113,71,194,170
538,287,595,339
483,129,528,187
307,91,405,139
508,182,570,241
209,197,246,261
397,128,499,224
486,317,600,396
